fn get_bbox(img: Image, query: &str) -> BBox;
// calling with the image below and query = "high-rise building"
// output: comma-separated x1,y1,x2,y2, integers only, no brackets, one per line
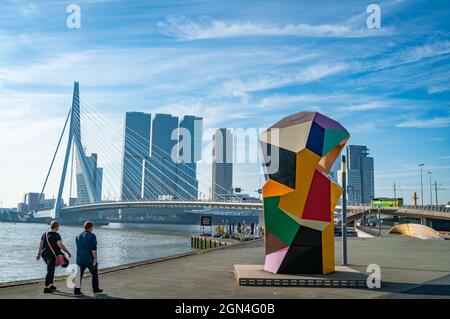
76,152,103,205
176,115,203,200
212,128,233,201
121,112,151,200
24,192,42,212
145,113,179,199
346,145,375,204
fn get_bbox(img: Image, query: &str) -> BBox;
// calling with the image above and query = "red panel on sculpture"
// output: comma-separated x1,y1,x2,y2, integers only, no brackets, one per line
302,170,331,222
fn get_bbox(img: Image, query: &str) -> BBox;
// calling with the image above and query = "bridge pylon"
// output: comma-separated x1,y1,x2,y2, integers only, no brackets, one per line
51,82,97,219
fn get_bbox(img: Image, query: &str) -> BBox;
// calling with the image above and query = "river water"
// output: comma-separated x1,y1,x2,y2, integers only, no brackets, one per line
0,222,198,284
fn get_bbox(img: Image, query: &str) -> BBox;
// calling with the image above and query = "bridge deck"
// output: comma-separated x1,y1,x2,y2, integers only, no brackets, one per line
36,201,450,222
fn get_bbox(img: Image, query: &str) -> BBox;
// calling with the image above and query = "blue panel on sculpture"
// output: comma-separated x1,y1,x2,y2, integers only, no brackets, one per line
306,121,324,156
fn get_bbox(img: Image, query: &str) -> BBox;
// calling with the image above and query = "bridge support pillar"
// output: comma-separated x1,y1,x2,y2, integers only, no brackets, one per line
54,208,61,220
420,218,427,226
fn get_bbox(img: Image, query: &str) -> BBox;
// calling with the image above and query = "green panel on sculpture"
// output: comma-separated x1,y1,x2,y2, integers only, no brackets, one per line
322,129,350,156
263,196,300,246
259,111,349,275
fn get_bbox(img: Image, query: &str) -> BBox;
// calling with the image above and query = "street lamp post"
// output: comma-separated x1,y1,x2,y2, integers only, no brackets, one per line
393,182,397,206
419,164,424,206
435,181,438,206
378,205,382,237
341,155,347,266
428,171,432,206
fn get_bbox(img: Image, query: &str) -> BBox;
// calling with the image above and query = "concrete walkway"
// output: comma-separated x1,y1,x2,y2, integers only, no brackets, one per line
1,236,450,299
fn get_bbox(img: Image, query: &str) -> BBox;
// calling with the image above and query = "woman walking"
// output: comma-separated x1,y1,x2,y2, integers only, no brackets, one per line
36,220,72,293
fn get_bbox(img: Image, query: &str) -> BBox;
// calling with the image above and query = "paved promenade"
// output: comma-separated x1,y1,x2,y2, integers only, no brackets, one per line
1,236,450,299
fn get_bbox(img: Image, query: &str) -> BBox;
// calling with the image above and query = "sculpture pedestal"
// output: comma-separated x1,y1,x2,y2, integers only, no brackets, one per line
234,264,368,288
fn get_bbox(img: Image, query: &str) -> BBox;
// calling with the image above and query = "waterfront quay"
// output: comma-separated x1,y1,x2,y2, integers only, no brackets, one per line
1,236,450,299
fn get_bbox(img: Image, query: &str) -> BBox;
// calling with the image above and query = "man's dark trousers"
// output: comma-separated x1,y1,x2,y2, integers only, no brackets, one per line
77,262,99,291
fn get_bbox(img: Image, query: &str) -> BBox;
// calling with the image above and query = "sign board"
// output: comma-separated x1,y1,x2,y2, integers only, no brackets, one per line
200,215,212,226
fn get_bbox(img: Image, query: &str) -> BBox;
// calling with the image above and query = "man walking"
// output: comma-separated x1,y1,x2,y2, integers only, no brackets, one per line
74,221,103,295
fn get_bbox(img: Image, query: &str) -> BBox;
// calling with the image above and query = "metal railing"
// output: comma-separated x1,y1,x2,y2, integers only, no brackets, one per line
401,205,450,213
341,203,450,214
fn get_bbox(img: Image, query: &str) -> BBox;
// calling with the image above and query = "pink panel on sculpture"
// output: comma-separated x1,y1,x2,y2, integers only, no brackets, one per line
264,247,289,273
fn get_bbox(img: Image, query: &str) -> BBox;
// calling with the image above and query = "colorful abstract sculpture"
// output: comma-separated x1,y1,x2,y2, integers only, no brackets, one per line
259,112,349,274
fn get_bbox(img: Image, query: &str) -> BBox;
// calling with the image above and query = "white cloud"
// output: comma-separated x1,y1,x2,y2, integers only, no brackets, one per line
396,116,450,128
338,101,388,112
18,3,40,17
257,94,337,109
158,15,393,40
405,41,450,63
222,63,348,97
428,83,450,94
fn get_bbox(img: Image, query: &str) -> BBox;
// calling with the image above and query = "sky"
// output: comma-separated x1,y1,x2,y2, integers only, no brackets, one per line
0,0,449,207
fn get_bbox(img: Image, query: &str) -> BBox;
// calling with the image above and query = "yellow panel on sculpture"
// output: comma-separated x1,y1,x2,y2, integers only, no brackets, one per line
322,223,334,248
322,223,335,274
278,149,320,218
322,244,335,274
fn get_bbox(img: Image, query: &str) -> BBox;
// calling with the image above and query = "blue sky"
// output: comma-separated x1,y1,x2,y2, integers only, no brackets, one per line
0,0,449,207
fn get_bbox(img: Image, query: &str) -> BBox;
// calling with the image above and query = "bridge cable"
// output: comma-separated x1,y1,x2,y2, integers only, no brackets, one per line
80,98,240,201
80,101,196,200
82,102,236,200
38,108,71,207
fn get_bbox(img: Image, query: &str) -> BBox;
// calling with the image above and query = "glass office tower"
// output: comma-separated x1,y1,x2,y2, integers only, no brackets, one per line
346,145,375,204
145,113,179,199
212,128,233,201
120,112,151,200
176,115,203,200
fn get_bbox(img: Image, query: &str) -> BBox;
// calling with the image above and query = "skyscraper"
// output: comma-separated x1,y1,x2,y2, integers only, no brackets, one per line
346,145,375,204
76,152,103,205
212,128,233,201
176,115,203,200
24,192,43,212
121,112,151,200
145,113,179,199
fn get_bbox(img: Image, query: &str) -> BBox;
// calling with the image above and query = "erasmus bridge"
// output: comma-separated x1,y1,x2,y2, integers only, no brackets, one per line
35,82,450,225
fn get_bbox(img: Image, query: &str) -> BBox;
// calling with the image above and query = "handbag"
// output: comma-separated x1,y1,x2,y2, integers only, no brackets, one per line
45,232,66,267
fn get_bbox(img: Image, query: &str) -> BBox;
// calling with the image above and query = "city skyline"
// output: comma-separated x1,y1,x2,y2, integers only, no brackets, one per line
0,0,449,207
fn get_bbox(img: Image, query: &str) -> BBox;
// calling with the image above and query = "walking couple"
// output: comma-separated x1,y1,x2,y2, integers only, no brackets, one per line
37,220,103,295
